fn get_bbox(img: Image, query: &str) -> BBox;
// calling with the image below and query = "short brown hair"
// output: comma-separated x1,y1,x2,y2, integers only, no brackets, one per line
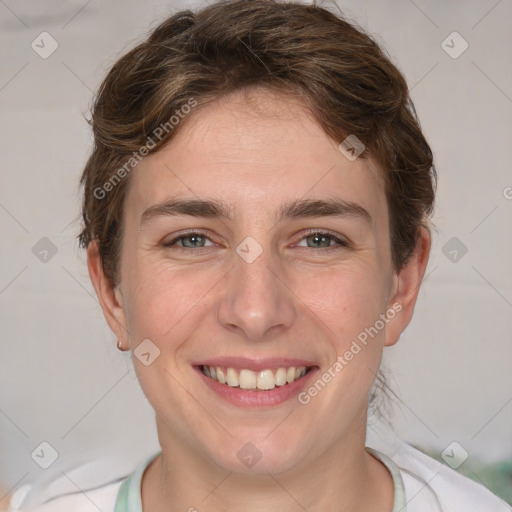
78,0,436,287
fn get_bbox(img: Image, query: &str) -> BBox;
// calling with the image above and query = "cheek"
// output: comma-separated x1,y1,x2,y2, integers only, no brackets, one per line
295,262,389,337
122,260,218,342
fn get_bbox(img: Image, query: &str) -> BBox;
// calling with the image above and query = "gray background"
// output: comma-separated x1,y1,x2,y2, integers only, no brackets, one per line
1,0,511,506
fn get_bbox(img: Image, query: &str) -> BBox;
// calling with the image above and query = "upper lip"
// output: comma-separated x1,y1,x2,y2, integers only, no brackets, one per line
193,357,318,372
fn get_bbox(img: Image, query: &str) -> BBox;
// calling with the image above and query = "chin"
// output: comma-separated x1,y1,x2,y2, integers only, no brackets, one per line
210,432,309,475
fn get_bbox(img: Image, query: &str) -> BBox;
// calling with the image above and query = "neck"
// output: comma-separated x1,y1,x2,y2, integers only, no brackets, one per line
141,414,393,512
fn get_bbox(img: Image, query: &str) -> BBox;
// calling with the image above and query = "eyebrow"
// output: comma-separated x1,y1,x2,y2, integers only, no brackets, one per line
140,197,371,226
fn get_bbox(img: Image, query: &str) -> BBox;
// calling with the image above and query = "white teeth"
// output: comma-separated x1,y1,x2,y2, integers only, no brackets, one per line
239,369,257,390
275,367,287,386
257,369,275,390
202,365,309,390
216,367,226,384
226,368,239,387
295,367,306,379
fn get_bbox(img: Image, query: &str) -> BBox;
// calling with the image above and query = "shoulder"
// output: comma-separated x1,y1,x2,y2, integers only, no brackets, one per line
386,440,510,511
8,478,124,512
367,422,511,512
7,451,161,512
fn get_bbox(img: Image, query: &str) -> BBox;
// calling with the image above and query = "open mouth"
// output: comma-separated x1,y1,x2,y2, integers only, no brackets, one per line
199,364,314,391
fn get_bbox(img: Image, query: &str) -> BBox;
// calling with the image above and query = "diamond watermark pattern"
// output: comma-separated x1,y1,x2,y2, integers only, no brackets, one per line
31,32,59,59
442,236,468,263
31,441,59,469
237,442,262,468
338,134,365,161
441,32,468,59
32,237,58,263
134,338,161,366
236,236,263,264
441,441,468,469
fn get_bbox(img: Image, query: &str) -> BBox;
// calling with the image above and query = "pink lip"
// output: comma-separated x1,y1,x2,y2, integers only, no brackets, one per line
193,357,317,372
192,365,320,408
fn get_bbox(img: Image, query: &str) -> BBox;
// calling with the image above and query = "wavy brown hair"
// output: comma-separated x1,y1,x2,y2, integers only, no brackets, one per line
78,0,436,289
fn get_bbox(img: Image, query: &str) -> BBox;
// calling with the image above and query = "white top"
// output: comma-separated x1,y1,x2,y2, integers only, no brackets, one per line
9,424,511,512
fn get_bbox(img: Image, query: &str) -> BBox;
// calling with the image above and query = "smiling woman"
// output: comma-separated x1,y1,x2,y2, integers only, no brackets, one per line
12,1,510,512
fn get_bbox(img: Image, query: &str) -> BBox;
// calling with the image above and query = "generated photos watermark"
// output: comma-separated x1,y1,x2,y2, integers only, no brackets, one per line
93,97,198,200
298,302,402,405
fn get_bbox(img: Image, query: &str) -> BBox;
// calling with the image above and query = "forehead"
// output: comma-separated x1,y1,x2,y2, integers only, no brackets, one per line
125,87,387,224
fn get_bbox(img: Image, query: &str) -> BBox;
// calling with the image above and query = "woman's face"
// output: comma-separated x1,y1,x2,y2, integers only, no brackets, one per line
90,88,428,474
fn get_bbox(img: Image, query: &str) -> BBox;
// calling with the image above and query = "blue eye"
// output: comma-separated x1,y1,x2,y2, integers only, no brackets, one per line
296,230,348,249
162,229,348,252
163,232,214,249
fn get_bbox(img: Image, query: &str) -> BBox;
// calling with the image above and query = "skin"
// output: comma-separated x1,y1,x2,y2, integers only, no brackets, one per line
88,87,430,512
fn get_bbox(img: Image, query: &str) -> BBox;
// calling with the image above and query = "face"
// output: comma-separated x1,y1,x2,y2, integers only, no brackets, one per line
89,87,429,474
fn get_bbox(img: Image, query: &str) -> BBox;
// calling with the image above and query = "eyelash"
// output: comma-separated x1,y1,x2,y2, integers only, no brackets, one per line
162,229,348,252
297,228,349,250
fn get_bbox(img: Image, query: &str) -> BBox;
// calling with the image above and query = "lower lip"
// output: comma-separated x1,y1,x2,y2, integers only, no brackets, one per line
193,366,319,408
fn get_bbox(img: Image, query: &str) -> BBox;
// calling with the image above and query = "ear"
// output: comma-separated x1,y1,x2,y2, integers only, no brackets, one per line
87,240,130,346
384,226,431,347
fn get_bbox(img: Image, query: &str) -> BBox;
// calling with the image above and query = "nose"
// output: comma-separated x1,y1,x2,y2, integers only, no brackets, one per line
216,245,296,341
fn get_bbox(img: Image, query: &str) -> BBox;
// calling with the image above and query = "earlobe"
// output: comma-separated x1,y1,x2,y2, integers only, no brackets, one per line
384,226,431,347
87,241,130,345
